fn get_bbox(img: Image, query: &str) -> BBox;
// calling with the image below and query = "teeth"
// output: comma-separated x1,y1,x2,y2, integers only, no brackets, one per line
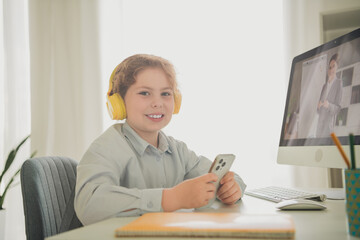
148,115,162,119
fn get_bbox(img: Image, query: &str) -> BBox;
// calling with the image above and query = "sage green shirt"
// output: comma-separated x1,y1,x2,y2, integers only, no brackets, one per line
75,122,246,225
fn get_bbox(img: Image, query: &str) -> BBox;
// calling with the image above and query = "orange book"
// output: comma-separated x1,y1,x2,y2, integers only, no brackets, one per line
115,212,295,239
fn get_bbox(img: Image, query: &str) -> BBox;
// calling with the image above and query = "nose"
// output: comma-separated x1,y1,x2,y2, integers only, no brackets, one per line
151,95,163,109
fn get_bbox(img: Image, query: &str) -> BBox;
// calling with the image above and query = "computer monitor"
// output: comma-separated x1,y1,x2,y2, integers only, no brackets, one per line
278,28,360,169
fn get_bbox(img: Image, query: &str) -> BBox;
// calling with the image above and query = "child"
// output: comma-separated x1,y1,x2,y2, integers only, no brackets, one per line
74,54,246,225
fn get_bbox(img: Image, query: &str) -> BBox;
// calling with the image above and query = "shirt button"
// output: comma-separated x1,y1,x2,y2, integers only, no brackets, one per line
147,201,153,208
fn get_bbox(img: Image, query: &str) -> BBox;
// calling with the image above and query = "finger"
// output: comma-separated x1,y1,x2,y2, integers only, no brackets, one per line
206,191,216,200
203,172,218,183
221,191,241,205
200,182,216,194
218,183,237,200
193,173,215,184
217,181,234,196
220,171,234,184
217,181,236,198
206,182,216,192
223,185,242,204
195,198,209,209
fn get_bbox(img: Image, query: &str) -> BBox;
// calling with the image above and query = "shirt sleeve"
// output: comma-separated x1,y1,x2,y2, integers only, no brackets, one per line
74,127,164,225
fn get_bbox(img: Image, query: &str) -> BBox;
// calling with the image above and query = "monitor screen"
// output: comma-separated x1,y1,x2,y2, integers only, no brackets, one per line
278,28,360,169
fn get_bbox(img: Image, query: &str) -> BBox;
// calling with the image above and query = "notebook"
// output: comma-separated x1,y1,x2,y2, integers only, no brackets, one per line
115,212,295,239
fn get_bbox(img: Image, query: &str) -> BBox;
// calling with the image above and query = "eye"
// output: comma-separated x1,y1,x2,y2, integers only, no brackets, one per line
138,91,150,96
161,92,172,97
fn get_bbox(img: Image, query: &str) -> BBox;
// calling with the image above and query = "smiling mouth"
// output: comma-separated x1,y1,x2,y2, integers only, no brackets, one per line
146,114,164,119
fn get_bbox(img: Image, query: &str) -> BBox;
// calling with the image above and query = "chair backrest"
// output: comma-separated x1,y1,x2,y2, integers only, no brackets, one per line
21,156,83,240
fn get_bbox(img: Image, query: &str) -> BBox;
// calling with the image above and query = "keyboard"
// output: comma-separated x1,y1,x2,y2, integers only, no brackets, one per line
245,186,327,203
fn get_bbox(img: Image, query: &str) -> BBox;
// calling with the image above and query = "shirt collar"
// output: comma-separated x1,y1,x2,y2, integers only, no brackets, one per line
158,131,172,153
122,122,172,156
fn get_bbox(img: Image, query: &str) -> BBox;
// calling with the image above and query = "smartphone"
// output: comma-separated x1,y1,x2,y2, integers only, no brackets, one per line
209,154,235,192
197,154,235,209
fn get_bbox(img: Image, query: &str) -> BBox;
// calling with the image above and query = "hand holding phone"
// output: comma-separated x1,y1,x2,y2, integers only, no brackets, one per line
208,154,235,192
197,154,235,209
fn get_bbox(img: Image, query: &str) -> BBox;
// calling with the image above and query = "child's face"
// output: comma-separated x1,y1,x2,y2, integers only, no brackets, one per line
124,67,175,140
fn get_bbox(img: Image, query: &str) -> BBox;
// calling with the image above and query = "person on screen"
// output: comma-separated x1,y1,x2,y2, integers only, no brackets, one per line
316,53,342,138
74,54,246,225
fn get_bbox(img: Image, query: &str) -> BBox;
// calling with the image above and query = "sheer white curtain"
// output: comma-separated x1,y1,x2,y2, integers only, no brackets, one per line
1,0,109,239
1,0,31,239
29,0,103,161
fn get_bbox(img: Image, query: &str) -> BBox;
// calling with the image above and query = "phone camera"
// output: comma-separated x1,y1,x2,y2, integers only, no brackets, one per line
222,162,226,167
219,159,223,164
216,166,220,171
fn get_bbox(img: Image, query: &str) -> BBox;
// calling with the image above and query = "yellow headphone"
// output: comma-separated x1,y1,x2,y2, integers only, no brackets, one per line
106,65,182,120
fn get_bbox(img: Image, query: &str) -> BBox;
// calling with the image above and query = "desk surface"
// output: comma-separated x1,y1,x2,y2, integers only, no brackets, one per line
47,195,356,240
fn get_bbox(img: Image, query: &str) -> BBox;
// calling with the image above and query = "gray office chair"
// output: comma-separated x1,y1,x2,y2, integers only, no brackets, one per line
21,156,83,240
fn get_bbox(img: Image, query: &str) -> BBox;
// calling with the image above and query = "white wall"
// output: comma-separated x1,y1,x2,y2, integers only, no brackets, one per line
98,0,293,188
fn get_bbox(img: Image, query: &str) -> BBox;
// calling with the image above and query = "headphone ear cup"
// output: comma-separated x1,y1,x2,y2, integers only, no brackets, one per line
173,92,182,114
106,93,127,120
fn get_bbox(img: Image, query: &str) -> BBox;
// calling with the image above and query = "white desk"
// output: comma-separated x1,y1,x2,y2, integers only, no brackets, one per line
47,195,356,240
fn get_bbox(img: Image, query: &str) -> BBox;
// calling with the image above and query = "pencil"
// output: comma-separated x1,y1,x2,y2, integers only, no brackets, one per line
330,132,350,169
349,133,356,169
